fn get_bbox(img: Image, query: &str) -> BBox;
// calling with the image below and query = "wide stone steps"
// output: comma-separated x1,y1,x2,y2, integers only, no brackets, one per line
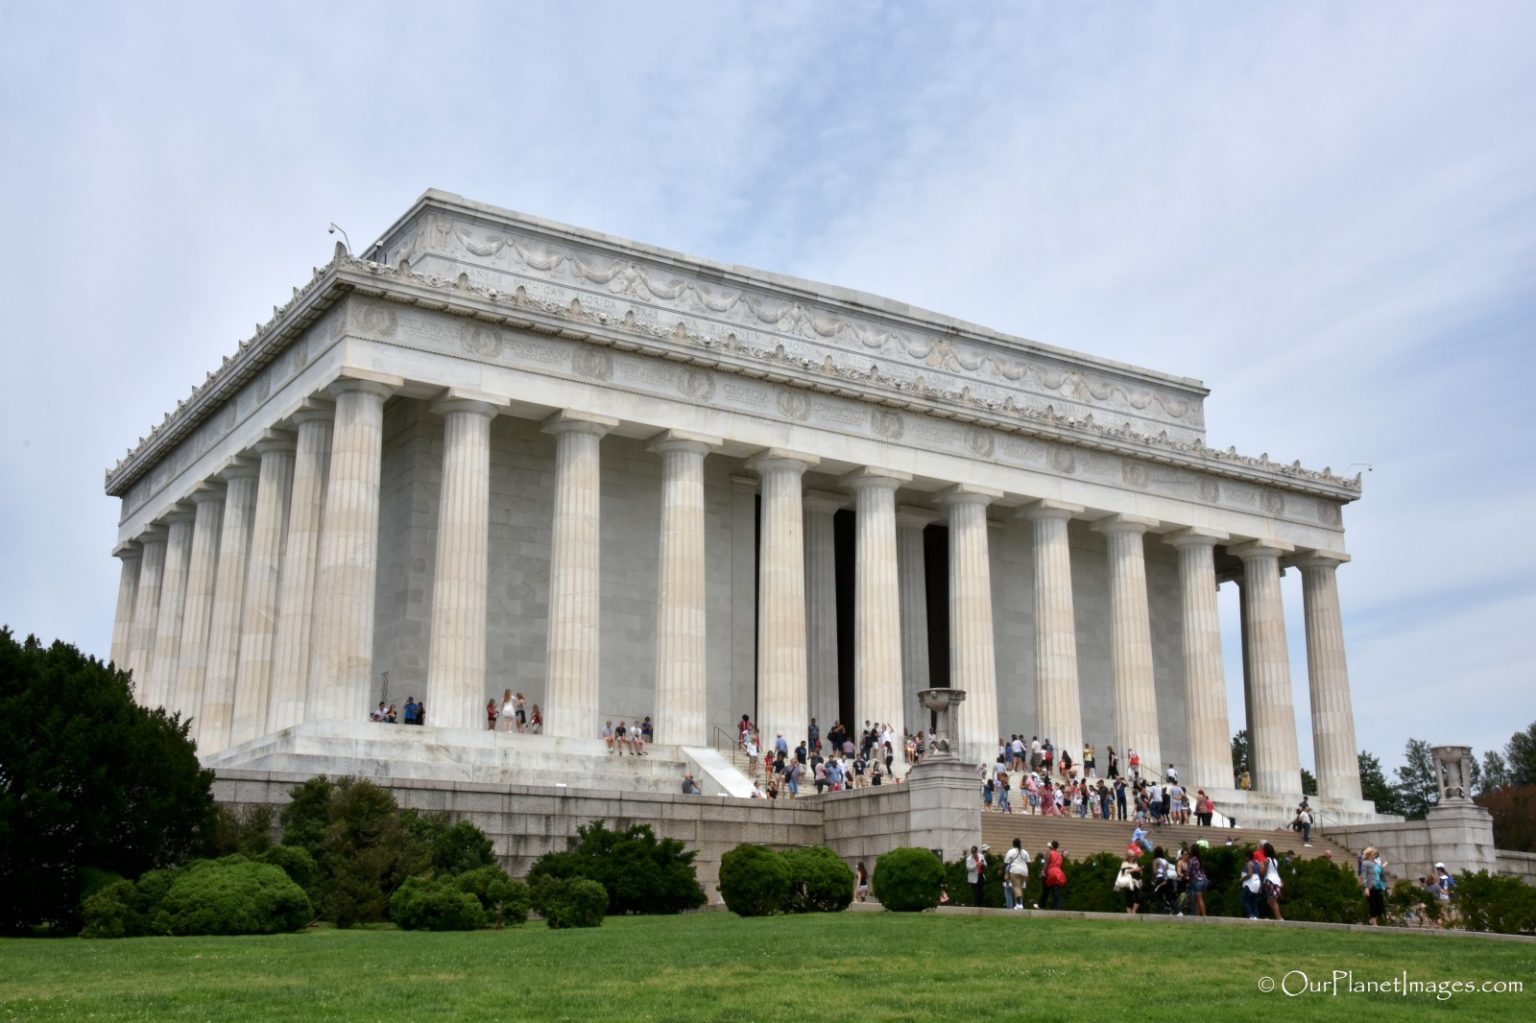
979,811,1356,864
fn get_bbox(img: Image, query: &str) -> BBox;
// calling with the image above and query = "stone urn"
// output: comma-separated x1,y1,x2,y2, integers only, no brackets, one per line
917,688,966,761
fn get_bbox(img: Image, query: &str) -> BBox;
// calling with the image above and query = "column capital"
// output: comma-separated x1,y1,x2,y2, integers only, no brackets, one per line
1164,526,1229,549
841,466,911,493
1091,513,1159,536
804,489,848,513
542,409,619,438
896,505,942,529
252,429,297,457
935,483,1003,508
137,524,169,544
113,540,143,561
330,369,404,399
746,448,819,476
1294,549,1350,571
285,397,335,428
1229,538,1295,562
646,428,722,456
161,503,196,525
1017,498,1084,522
188,481,227,505
432,390,505,419
217,456,261,482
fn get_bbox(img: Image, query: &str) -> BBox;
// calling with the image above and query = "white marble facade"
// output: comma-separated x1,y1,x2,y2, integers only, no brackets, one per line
106,189,1370,809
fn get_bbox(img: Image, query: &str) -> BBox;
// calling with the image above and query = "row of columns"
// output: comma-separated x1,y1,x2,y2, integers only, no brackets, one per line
110,377,1360,801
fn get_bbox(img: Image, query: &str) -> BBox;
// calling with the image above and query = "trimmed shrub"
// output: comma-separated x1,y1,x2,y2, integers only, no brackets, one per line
454,866,530,928
1386,879,1445,927
943,851,1005,908
155,857,312,935
430,822,496,875
783,847,854,914
526,822,705,915
80,881,140,939
1455,870,1536,935
537,877,608,929
261,845,319,895
718,844,790,917
388,876,487,932
872,848,944,912
1276,856,1368,924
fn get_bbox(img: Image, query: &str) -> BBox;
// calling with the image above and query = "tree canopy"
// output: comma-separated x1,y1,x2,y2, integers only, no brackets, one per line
0,628,215,932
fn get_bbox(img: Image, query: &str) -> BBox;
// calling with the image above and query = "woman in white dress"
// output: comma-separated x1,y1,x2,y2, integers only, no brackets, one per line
500,689,516,732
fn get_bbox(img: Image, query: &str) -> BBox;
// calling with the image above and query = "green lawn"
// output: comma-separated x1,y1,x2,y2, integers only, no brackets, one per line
3,913,1532,1021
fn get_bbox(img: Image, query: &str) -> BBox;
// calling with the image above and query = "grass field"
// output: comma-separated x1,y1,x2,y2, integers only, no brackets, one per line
3,912,1532,1022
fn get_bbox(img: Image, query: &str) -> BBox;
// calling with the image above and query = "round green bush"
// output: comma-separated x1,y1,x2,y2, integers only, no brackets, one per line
81,880,140,939
388,876,487,931
783,847,854,913
872,848,944,911
155,857,313,935
539,877,607,929
454,866,530,927
718,844,790,917
260,845,318,894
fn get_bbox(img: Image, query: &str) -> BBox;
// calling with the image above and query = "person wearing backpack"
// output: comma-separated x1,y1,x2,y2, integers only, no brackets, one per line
1003,838,1030,909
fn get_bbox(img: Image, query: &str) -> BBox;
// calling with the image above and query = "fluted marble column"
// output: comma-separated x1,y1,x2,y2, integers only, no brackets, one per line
1094,514,1162,776
1167,528,1231,792
803,489,843,738
1232,540,1302,796
172,484,225,735
110,543,142,670
749,449,818,751
939,484,1002,765
847,469,909,764
1022,500,1084,770
1298,552,1363,800
268,403,332,733
542,410,618,739
230,433,296,747
650,430,721,747
127,526,168,692
896,507,937,731
200,463,258,752
147,507,195,711
426,396,501,732
307,376,397,722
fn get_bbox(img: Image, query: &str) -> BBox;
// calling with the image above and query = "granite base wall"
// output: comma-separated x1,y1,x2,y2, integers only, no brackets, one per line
213,768,820,899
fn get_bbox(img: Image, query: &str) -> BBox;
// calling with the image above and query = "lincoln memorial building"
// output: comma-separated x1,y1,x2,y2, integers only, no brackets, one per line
104,189,1381,826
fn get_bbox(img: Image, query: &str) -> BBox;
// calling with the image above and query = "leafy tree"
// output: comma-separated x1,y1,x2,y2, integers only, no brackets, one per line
1230,729,1249,783
1475,785,1536,853
1394,738,1439,820
428,820,495,875
0,629,215,933
278,777,438,927
1300,768,1318,797
526,821,704,915
1481,750,1512,793
1357,751,1404,816
1504,722,1536,787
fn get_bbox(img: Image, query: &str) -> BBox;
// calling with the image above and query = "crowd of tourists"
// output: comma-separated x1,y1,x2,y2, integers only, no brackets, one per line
737,715,915,800
370,696,426,725
977,735,1218,829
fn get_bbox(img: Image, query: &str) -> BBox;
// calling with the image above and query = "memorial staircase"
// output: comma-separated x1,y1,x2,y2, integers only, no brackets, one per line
980,811,1356,864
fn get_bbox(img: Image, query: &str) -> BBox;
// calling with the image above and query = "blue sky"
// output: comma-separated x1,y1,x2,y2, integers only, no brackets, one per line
2,2,1532,776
